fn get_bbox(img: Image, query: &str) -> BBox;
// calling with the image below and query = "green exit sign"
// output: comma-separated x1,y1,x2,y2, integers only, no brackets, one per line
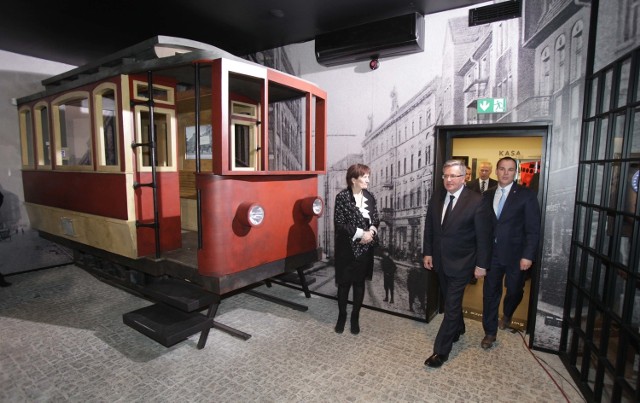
477,98,507,114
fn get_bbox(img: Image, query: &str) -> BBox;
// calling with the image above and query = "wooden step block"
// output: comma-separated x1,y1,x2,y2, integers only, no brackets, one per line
142,278,215,312
123,303,212,347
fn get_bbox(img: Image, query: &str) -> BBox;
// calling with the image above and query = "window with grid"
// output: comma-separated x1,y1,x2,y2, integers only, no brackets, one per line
564,48,640,402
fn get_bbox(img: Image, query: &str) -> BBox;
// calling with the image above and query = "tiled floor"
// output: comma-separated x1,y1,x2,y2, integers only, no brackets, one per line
0,265,585,402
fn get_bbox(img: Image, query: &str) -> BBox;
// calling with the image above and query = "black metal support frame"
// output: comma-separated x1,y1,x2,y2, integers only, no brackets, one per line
196,269,312,349
197,296,250,349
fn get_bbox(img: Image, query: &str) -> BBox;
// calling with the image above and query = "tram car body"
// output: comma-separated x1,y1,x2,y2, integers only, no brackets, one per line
16,36,327,297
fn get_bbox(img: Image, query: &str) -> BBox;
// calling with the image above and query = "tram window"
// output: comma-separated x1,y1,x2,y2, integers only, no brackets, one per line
137,108,175,169
232,102,257,117
232,121,257,170
35,104,51,167
94,86,119,168
230,101,259,171
266,82,309,172
19,108,34,167
52,93,92,168
133,81,174,105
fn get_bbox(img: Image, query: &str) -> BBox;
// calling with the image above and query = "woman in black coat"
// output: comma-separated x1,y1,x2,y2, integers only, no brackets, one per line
333,163,379,334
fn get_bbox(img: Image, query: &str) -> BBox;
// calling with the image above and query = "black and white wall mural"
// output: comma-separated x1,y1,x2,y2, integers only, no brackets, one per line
251,0,640,352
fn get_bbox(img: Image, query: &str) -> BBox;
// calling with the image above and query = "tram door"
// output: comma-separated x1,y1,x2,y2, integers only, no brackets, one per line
131,79,181,256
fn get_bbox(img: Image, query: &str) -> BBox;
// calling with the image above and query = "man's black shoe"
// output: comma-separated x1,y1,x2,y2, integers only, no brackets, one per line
424,353,448,368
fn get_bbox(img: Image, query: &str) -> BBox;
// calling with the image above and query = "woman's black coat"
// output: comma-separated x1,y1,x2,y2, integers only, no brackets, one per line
333,188,380,284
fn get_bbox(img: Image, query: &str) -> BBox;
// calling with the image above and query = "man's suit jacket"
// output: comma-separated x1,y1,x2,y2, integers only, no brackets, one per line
483,182,541,267
423,187,492,277
467,178,498,194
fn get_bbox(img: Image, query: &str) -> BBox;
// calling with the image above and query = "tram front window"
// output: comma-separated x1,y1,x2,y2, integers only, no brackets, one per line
234,123,252,168
230,100,259,171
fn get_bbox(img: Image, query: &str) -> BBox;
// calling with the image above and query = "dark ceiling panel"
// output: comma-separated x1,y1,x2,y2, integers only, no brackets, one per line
0,0,488,66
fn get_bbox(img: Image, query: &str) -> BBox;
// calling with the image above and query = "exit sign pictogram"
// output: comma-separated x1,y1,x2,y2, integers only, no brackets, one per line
477,98,507,114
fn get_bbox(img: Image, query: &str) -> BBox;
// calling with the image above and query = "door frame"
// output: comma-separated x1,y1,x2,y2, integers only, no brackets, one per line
434,122,551,340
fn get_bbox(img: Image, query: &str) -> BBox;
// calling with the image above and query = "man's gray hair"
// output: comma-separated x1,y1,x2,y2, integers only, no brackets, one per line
443,159,467,175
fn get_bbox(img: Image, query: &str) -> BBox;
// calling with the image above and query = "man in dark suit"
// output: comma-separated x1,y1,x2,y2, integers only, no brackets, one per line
467,161,498,194
422,160,492,368
466,161,498,286
476,156,540,349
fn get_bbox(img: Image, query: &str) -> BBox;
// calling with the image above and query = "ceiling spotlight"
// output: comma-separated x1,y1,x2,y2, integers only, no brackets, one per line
369,58,379,70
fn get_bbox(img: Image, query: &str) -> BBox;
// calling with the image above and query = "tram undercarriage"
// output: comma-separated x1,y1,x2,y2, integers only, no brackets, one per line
44,231,317,348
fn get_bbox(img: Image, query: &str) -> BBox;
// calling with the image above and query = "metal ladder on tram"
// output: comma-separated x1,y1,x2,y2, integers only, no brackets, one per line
131,71,161,259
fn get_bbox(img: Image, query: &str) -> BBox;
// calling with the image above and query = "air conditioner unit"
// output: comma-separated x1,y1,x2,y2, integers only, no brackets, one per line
315,13,425,67
469,0,522,26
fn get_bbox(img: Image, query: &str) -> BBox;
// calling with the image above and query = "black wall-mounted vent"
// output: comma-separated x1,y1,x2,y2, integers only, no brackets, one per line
315,13,424,67
469,0,522,26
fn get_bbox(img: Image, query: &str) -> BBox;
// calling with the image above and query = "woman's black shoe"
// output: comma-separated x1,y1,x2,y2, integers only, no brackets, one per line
350,316,360,335
334,313,347,333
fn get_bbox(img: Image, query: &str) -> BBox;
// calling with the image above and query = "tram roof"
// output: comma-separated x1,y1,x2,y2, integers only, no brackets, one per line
17,36,256,104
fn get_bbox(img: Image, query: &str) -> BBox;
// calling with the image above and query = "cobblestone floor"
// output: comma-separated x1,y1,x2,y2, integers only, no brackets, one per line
0,229,72,275
0,265,585,402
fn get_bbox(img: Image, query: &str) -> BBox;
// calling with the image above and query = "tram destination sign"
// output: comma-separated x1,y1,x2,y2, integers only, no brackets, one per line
477,98,507,114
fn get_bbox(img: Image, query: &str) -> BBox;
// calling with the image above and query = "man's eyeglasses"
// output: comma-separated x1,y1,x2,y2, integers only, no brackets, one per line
442,174,465,180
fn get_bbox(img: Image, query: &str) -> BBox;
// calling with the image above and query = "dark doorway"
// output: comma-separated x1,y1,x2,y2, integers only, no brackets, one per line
434,122,550,336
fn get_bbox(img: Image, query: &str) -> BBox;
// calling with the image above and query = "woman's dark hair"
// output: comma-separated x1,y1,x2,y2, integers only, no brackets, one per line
346,163,371,188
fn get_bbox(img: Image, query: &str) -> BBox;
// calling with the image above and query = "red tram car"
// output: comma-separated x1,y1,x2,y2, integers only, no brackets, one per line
16,37,327,347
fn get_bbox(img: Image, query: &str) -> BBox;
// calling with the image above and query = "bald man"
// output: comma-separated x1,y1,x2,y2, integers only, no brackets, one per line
467,161,498,194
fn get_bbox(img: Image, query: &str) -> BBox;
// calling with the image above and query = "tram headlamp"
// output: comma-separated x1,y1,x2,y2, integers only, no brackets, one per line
236,202,265,227
248,205,264,226
301,197,324,217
